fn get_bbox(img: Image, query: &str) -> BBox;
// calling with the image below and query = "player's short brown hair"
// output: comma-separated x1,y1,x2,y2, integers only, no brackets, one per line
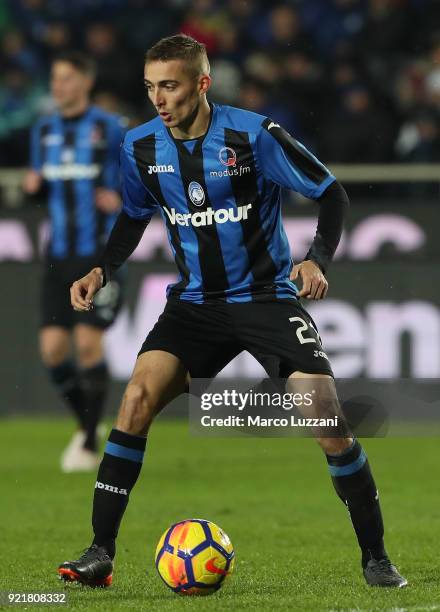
145,34,210,76
53,51,96,77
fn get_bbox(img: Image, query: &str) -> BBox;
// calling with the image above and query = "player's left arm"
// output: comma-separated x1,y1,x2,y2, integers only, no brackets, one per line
292,181,349,299
95,117,125,214
257,120,349,299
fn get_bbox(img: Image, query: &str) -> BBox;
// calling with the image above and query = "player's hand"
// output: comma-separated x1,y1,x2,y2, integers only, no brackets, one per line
290,260,328,300
95,188,121,213
22,170,42,194
70,267,104,311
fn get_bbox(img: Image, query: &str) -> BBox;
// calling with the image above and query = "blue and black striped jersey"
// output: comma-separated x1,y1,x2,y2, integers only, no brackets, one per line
31,105,125,259
121,103,335,303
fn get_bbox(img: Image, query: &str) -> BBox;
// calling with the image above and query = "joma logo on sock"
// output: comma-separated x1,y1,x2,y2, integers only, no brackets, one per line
95,481,128,495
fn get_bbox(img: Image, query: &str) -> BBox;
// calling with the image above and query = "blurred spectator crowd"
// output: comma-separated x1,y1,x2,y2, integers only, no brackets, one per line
1,0,440,167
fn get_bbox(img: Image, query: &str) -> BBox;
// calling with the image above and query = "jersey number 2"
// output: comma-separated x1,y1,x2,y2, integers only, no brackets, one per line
289,316,317,345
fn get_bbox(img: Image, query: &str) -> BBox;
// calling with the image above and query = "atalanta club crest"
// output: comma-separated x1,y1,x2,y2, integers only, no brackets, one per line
188,181,205,206
90,125,105,147
219,147,237,167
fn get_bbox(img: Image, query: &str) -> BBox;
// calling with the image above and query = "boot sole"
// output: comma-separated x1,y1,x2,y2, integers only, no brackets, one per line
58,567,112,588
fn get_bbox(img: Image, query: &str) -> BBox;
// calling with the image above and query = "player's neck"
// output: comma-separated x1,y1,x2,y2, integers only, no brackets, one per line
60,98,90,119
170,99,211,140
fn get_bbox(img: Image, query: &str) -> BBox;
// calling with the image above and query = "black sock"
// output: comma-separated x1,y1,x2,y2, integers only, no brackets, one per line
48,360,86,428
92,428,147,559
81,362,109,452
326,440,387,567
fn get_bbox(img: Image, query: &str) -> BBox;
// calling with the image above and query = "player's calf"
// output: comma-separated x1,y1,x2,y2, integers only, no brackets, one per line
286,373,406,587
324,438,407,586
57,351,188,577
116,380,157,436
315,436,353,455
86,426,148,560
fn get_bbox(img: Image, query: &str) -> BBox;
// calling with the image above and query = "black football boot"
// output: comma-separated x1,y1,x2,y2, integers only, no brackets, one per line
58,545,113,587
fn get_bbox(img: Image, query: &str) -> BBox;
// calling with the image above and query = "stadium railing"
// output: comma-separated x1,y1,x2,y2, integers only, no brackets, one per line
1,165,440,207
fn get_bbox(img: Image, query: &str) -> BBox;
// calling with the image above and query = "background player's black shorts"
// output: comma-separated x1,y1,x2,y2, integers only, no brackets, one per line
41,258,124,330
139,297,333,379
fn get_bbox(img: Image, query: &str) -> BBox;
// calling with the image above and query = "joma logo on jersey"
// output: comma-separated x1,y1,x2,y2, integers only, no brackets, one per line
163,203,252,227
95,481,128,495
147,164,175,174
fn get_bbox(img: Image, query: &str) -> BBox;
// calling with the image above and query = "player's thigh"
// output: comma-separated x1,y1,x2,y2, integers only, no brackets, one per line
71,273,123,367
116,350,189,435
39,326,71,366
72,323,104,367
40,263,73,331
286,371,352,453
234,299,333,378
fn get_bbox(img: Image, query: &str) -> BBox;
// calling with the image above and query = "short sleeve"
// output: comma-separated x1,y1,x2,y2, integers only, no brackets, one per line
120,139,159,221
257,118,335,199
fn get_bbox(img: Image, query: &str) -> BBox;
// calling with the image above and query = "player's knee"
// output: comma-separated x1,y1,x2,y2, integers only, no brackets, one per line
40,341,69,367
316,436,353,456
76,341,103,368
117,381,156,436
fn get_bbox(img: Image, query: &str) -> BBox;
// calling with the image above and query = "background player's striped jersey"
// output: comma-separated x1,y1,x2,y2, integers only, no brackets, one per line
122,103,335,303
31,106,125,259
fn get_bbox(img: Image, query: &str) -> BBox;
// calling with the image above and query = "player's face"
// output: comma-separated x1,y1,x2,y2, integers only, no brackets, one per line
144,59,209,128
50,61,92,110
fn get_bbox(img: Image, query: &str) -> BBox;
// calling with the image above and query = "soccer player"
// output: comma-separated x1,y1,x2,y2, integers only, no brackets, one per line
23,52,125,472
58,35,406,587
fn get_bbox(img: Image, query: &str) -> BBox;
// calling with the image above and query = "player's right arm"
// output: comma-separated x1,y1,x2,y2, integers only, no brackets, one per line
23,169,42,194
71,137,159,312
22,119,44,194
70,267,104,311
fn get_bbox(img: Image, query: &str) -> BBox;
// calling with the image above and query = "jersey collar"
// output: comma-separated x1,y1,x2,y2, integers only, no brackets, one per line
57,105,93,123
163,102,218,152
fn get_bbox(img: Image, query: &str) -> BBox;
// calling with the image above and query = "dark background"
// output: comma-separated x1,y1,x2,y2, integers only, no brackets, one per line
1,202,438,414
1,0,439,414
2,0,440,168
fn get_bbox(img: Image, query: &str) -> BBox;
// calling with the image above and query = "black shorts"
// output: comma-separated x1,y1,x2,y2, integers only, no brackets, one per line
41,258,124,330
139,297,333,379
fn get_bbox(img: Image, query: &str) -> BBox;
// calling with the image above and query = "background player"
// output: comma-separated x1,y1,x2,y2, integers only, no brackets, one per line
23,52,125,472
59,36,406,588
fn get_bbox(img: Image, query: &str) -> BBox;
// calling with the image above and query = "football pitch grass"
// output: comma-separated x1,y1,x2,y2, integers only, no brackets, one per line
1,418,439,611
